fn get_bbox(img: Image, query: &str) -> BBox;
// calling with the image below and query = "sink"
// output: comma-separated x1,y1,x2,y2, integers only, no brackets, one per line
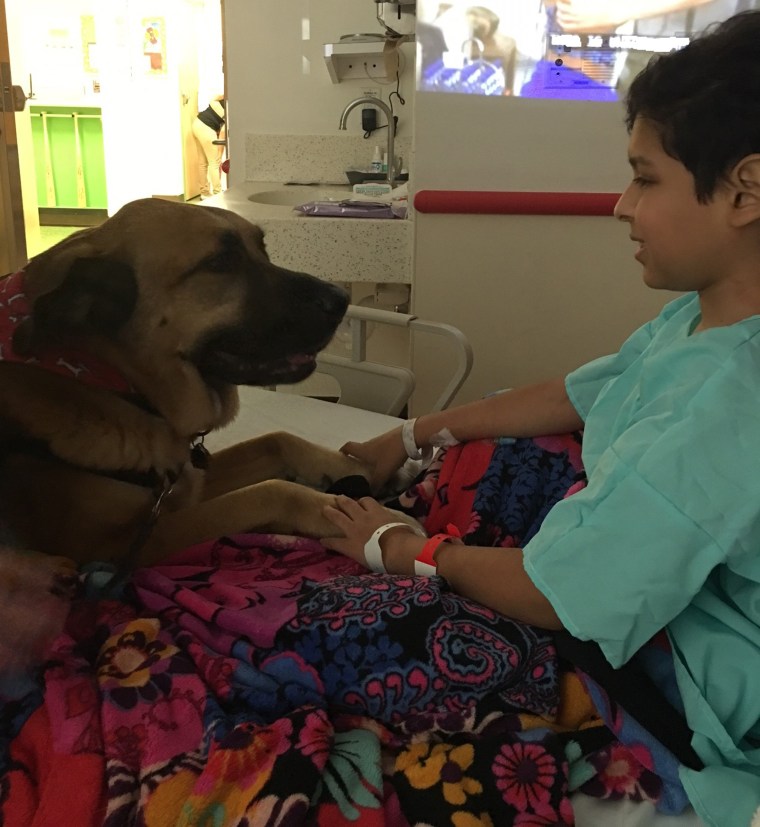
248,186,352,206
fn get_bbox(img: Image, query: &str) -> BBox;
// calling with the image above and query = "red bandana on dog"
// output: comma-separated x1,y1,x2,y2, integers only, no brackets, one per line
0,271,131,393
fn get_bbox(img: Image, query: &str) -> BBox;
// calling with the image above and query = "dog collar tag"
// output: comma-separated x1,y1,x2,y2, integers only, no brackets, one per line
190,440,210,470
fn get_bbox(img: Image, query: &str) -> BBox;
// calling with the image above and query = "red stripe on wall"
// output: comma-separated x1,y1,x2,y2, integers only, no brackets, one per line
413,190,621,216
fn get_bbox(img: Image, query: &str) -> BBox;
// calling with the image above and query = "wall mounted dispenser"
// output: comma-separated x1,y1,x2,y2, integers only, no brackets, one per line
324,34,392,84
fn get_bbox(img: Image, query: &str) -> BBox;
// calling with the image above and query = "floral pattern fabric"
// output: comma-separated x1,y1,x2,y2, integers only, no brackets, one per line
0,434,686,825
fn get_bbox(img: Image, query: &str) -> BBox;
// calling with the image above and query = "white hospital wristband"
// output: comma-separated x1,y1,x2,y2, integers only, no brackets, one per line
364,522,425,573
401,418,433,461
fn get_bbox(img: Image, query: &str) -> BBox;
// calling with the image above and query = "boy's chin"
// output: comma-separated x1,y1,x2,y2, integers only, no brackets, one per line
640,267,672,291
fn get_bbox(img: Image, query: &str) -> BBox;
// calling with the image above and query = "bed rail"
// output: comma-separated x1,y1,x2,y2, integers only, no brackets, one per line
317,304,473,416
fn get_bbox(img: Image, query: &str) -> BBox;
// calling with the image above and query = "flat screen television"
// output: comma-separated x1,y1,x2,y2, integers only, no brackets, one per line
416,0,759,102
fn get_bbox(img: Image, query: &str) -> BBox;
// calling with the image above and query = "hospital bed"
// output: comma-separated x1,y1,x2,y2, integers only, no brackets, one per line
204,306,707,827
1,307,710,825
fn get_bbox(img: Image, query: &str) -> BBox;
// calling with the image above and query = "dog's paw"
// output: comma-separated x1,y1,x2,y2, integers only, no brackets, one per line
325,475,373,498
142,419,193,475
0,547,78,688
2,370,191,475
46,408,190,476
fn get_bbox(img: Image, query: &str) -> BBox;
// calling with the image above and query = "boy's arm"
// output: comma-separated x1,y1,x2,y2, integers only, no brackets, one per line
388,532,562,629
323,496,563,630
412,376,583,446
341,377,583,490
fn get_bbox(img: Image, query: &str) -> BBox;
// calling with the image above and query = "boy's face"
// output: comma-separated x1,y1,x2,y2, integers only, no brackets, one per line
614,118,734,294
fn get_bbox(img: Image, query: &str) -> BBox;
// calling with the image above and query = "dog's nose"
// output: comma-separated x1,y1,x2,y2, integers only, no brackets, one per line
317,282,349,322
293,274,348,321
271,267,350,332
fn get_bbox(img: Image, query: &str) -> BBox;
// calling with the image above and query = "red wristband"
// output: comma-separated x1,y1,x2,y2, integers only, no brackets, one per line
414,524,462,576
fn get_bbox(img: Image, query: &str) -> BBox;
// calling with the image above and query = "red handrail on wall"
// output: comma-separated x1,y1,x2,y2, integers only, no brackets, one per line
413,190,621,216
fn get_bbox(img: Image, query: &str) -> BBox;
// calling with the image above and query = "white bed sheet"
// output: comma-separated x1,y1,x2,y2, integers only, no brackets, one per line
207,388,707,827
204,386,409,452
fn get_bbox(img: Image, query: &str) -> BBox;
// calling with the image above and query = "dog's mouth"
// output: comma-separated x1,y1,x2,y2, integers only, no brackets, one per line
197,348,320,386
188,327,333,387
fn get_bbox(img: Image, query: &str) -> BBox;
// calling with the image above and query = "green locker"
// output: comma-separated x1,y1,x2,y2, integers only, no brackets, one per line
30,105,108,211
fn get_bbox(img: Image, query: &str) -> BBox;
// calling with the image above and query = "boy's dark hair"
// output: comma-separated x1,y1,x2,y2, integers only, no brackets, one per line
625,11,760,202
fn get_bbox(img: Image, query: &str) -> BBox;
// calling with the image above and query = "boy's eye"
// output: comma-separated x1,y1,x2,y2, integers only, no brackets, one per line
632,176,653,187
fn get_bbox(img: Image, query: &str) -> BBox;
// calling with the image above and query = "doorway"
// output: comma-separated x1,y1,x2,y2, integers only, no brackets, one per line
0,0,225,266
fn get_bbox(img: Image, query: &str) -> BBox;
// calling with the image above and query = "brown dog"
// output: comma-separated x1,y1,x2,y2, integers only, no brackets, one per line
0,198,386,571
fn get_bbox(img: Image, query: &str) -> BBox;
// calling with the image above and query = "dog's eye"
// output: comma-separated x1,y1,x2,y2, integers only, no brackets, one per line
205,250,240,272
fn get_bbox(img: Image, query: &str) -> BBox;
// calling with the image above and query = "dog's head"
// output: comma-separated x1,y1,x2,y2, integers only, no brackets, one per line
16,198,348,436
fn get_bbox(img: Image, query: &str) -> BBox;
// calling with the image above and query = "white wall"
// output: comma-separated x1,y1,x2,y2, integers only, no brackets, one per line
409,88,674,412
223,0,416,186
411,211,673,411
220,3,671,412
13,0,98,104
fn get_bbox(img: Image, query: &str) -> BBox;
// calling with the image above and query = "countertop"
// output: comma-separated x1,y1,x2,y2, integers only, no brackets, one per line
202,181,412,284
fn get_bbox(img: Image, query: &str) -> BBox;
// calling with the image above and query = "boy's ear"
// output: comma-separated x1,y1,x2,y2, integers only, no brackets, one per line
727,154,760,226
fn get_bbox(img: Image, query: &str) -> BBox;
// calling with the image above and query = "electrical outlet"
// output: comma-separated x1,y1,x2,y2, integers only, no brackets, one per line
362,87,381,100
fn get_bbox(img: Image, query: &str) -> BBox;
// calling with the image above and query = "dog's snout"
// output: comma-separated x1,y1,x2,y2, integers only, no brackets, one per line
287,273,348,323
318,283,349,322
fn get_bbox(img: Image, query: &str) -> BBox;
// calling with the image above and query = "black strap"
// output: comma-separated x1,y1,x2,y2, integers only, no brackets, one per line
554,631,704,771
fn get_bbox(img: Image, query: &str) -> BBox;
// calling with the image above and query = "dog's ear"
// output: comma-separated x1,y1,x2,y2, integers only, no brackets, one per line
14,258,137,355
248,224,270,261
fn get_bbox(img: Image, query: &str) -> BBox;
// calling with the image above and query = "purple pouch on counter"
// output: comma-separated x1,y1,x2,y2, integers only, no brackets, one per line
294,201,399,219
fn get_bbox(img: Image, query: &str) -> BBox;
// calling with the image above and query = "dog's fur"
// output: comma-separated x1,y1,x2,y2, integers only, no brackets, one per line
0,198,385,571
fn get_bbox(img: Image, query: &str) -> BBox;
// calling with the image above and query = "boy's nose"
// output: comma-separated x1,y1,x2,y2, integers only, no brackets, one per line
613,190,633,222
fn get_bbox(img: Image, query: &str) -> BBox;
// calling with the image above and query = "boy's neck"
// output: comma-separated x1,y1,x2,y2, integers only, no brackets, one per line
696,275,760,330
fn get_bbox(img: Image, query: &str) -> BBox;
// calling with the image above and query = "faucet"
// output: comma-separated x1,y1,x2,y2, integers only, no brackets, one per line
339,96,396,185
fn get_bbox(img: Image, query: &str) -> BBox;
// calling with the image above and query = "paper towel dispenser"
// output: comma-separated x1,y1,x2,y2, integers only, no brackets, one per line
324,36,392,84
323,2,415,84
375,2,416,39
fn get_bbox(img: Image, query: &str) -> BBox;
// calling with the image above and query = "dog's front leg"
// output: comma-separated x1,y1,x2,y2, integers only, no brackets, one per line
202,432,372,500
143,479,342,563
142,478,421,566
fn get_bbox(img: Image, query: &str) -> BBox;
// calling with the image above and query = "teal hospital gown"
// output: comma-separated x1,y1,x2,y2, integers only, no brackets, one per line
522,293,760,827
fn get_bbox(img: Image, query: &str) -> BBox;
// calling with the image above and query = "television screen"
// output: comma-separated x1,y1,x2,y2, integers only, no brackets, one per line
416,0,759,101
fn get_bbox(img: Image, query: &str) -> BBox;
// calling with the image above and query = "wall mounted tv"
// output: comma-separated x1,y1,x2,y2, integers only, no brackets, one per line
416,1,758,102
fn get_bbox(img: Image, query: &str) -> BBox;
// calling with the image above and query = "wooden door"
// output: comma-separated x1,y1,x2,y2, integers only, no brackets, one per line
0,0,27,272
178,0,201,200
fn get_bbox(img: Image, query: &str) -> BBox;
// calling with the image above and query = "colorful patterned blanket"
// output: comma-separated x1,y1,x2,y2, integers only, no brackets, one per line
0,435,691,825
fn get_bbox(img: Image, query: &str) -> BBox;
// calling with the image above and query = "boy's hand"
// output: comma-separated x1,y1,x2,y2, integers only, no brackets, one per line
322,495,422,570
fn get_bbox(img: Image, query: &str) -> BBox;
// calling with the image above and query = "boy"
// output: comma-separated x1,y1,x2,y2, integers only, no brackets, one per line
323,11,760,826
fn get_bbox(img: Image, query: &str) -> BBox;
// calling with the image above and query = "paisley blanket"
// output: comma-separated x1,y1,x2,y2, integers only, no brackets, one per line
0,435,689,825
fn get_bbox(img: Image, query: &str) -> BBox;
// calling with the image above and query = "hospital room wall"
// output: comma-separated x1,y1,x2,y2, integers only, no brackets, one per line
411,212,670,411
223,0,416,185
220,4,674,412
410,91,675,412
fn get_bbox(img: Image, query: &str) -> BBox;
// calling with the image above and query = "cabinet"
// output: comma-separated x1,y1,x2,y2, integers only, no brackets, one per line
30,105,107,219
